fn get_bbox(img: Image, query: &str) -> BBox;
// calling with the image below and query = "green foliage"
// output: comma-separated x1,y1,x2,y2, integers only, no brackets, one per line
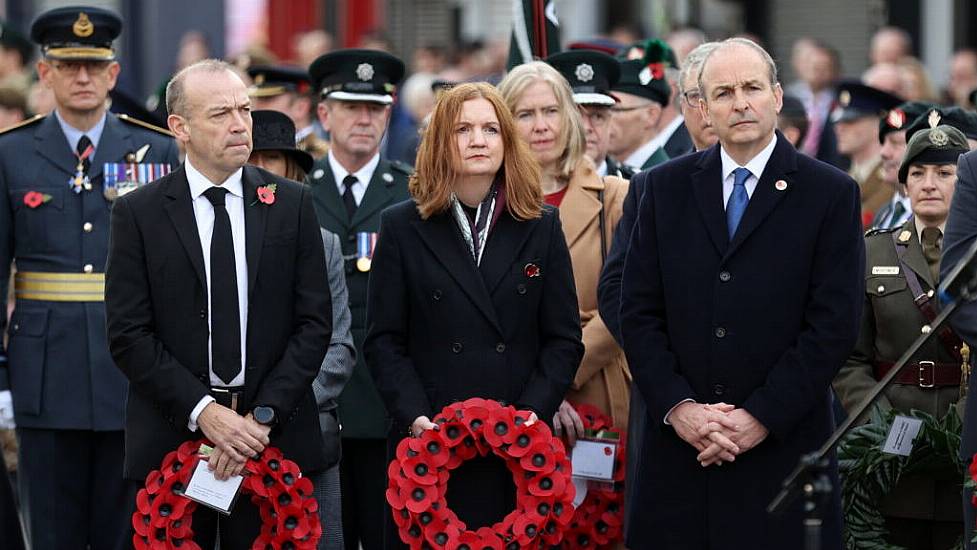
838,405,964,550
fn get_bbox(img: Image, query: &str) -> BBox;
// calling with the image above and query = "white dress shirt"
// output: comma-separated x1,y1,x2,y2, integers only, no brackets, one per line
719,133,778,208
624,135,663,170
595,159,608,178
185,156,250,430
664,132,778,425
328,150,380,205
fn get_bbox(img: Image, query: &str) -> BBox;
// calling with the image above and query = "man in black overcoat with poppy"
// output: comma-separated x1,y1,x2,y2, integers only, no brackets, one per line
105,60,331,548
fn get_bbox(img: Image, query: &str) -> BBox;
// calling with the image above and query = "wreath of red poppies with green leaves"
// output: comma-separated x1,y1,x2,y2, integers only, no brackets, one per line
131,439,321,550
386,398,576,549
561,403,626,549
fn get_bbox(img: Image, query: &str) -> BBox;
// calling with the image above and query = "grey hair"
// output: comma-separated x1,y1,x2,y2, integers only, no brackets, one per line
165,58,239,117
698,37,779,96
678,42,719,94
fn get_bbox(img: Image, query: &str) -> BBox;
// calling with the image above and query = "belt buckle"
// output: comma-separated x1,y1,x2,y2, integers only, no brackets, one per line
211,387,240,412
918,361,935,388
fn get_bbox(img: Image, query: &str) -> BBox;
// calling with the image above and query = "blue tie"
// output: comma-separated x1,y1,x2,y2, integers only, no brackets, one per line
727,167,751,238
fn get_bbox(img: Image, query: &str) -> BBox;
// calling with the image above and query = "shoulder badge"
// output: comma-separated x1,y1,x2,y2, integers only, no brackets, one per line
864,226,899,238
0,114,45,136
389,160,414,176
117,114,174,137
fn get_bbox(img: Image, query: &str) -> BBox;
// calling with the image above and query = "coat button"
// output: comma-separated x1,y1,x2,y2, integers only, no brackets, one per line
517,284,527,295
715,327,726,338
83,264,94,273
877,285,885,294
432,289,442,301
496,343,506,353
713,384,726,396
83,222,93,233
199,309,206,319
719,271,731,282
451,342,463,353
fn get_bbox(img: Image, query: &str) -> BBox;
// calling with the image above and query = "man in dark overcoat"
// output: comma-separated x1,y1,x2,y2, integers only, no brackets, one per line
620,38,864,549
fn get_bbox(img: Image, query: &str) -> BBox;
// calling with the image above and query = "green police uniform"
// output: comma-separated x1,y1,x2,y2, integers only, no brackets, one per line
306,47,408,550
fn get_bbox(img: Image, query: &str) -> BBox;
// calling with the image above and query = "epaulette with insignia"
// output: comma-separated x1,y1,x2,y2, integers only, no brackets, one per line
0,113,44,135
389,160,414,175
864,226,900,238
117,114,174,137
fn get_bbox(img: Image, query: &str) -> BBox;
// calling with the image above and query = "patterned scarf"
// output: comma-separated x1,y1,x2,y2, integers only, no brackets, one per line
450,182,499,266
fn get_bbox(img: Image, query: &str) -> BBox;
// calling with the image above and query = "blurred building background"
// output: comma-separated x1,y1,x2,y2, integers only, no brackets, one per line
0,0,973,109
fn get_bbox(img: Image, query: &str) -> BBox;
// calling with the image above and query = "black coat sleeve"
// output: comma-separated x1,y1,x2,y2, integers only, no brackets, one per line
516,210,584,420
597,172,644,346
364,208,433,429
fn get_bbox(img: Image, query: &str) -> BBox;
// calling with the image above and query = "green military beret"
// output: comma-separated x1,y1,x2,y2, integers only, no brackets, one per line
898,124,969,183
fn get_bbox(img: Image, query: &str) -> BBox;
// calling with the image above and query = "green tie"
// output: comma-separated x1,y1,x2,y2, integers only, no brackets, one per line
921,227,942,283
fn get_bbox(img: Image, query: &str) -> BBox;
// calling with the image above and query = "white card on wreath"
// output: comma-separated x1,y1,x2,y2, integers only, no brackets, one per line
571,439,616,480
881,415,923,457
183,461,244,514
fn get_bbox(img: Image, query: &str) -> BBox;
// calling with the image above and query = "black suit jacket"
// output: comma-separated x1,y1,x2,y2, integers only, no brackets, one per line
663,122,694,159
363,200,584,431
105,165,332,479
620,134,864,549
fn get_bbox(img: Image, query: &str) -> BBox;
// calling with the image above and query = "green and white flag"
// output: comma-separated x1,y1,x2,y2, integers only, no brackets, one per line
506,0,561,70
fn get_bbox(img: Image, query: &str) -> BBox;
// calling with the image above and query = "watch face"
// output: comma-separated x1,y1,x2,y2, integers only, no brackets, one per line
254,406,274,424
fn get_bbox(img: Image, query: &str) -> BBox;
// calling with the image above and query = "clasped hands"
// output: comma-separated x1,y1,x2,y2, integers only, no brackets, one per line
669,402,768,467
197,402,271,480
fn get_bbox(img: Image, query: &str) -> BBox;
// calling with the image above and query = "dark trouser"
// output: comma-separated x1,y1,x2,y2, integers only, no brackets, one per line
313,463,344,550
623,380,646,543
127,479,260,550
17,428,130,550
340,437,386,550
0,447,24,550
885,516,962,550
964,483,976,550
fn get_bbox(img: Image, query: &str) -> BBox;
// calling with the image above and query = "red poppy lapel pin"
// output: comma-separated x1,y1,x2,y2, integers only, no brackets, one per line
525,263,541,278
253,183,277,206
23,191,52,209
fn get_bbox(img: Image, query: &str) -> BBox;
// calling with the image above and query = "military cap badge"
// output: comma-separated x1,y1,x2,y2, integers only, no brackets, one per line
356,63,374,82
575,63,594,83
73,12,94,38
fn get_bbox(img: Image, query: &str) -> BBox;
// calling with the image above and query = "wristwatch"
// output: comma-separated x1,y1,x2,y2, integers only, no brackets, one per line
252,405,277,426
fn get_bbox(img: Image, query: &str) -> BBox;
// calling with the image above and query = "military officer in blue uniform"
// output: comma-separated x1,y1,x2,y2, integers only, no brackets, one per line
0,7,178,549
305,49,411,550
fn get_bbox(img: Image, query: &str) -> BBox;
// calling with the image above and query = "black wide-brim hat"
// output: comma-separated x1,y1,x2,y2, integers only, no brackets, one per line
309,48,405,105
251,110,313,174
30,5,121,61
546,50,620,106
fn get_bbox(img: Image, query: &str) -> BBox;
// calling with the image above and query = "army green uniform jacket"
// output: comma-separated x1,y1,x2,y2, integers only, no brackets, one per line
834,217,966,522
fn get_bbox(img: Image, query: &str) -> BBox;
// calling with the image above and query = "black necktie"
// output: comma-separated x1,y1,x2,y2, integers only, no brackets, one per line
342,175,358,220
202,187,241,385
76,134,92,173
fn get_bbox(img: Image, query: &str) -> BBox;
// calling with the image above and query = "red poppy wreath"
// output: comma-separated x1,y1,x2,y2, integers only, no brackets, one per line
561,403,626,549
386,398,576,549
131,439,321,550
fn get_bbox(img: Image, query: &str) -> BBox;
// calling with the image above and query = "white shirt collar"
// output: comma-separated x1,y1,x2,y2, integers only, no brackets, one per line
595,159,608,177
720,133,778,183
327,150,380,187
624,136,663,169
185,155,244,199
649,115,685,152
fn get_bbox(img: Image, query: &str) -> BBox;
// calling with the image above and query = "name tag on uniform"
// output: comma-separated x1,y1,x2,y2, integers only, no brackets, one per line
882,415,923,456
871,266,900,275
